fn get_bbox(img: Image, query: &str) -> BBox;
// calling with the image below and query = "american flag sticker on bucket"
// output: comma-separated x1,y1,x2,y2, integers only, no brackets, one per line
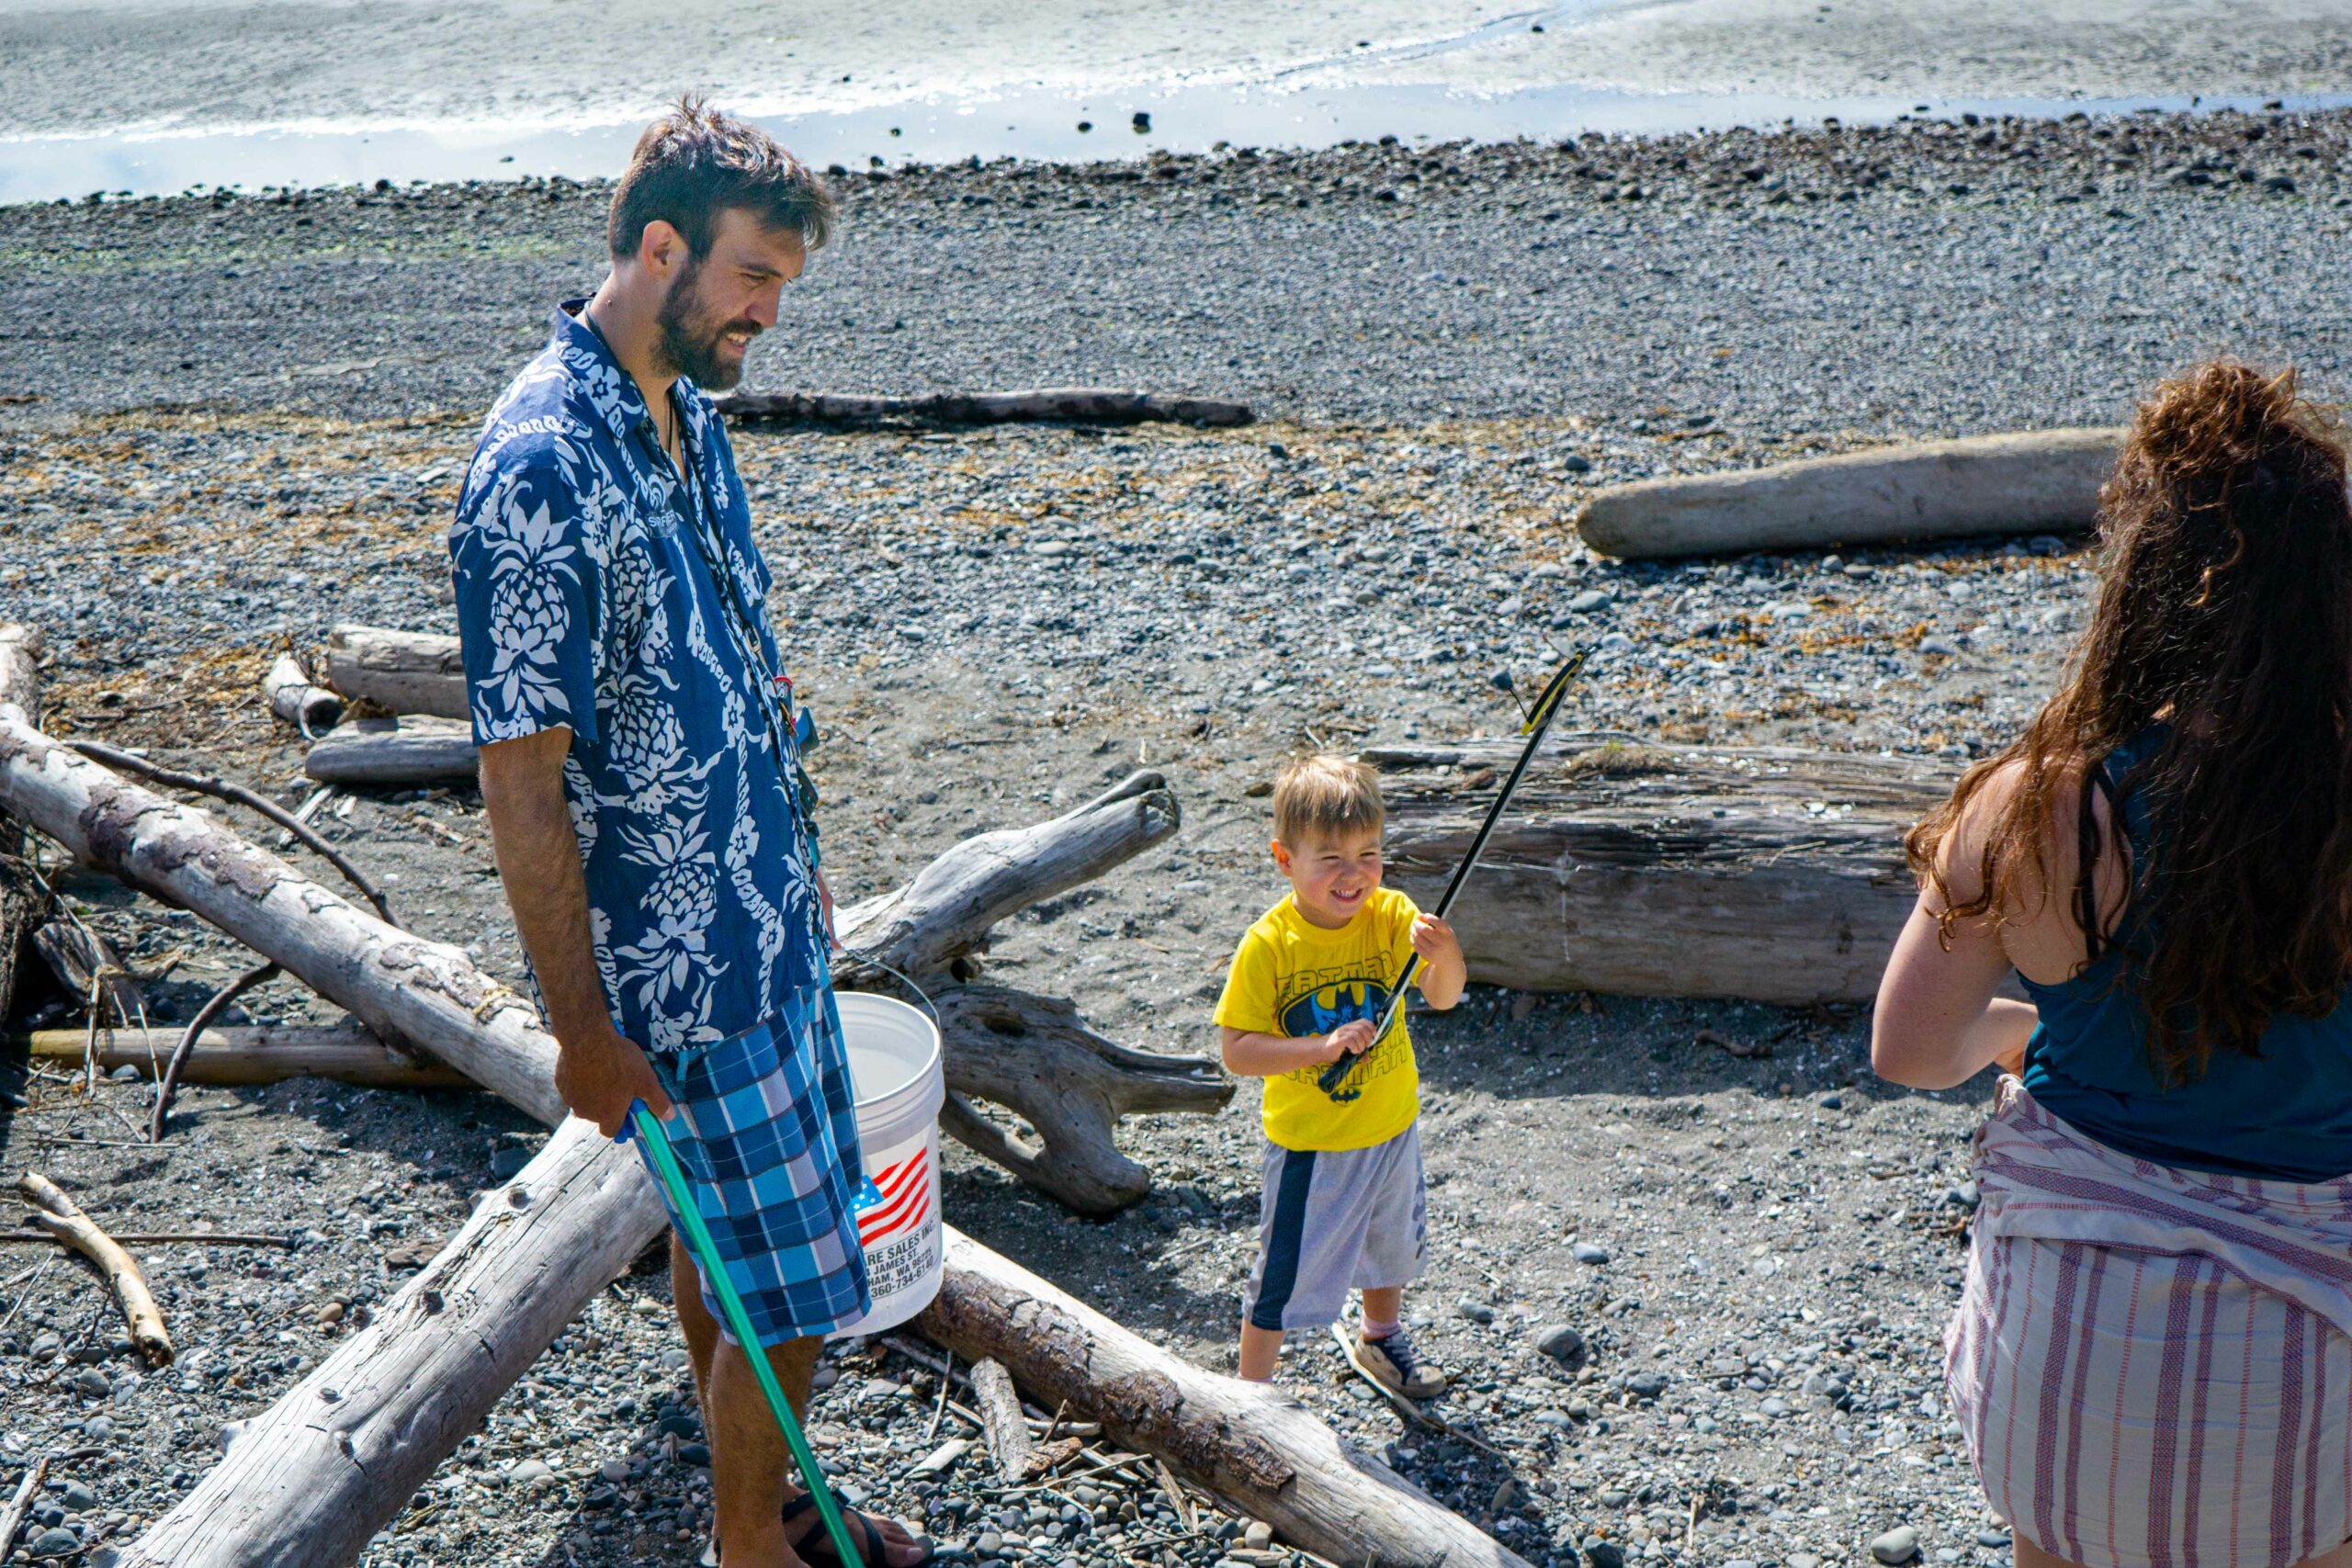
854,1148,932,1247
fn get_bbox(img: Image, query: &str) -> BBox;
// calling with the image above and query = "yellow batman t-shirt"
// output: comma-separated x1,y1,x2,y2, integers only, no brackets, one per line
1213,887,1421,1152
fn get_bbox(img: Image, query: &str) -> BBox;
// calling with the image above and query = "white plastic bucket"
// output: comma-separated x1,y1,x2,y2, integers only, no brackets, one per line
829,991,947,1338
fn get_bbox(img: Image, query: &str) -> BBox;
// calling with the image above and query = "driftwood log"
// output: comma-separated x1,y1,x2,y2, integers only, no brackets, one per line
18,1170,172,1365
920,1231,1531,1568
303,716,478,787
714,388,1254,429
264,653,344,735
0,625,39,725
933,987,1227,1213
1367,739,1950,1004
0,626,48,1027
323,625,465,720
18,1025,476,1090
968,1356,1039,1479
1577,427,2122,559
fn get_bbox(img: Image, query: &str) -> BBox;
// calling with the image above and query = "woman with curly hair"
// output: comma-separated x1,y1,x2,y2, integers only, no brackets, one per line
1874,361,2352,1568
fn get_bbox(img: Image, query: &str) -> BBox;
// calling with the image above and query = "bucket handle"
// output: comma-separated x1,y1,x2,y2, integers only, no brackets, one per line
835,942,940,1028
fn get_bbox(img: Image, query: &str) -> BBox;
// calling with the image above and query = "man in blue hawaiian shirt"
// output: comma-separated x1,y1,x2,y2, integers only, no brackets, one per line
450,99,928,1568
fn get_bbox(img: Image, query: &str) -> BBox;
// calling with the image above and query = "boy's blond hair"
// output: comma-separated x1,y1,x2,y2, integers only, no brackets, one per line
1272,754,1385,846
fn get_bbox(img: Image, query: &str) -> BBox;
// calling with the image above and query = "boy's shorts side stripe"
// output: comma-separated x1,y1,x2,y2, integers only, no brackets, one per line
1250,1147,1318,1331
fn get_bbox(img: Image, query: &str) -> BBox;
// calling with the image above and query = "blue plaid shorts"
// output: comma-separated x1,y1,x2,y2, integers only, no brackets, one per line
631,987,872,1346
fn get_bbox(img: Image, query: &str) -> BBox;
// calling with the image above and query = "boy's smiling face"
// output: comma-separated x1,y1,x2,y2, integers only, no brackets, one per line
1273,825,1385,930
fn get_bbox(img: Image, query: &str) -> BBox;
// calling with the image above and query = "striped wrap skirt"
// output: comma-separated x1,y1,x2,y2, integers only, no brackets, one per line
1945,1078,2352,1568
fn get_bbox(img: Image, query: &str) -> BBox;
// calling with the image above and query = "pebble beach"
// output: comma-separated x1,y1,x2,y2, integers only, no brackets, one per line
3,95,2352,1568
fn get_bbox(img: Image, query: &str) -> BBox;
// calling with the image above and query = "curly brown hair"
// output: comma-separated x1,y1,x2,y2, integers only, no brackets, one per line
1906,361,2352,1085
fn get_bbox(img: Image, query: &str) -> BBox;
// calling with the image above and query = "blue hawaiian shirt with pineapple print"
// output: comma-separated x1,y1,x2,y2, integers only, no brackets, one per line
449,299,826,1061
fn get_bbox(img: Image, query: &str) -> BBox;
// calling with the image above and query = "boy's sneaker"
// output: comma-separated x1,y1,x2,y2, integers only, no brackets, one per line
1354,1326,1447,1400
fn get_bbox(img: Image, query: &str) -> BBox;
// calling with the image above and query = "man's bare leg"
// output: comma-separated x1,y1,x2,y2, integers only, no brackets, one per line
676,1233,721,1420
674,1236,926,1567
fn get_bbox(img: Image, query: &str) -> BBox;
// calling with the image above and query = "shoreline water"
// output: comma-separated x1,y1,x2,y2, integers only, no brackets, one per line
6,0,2352,203
17,83,2352,207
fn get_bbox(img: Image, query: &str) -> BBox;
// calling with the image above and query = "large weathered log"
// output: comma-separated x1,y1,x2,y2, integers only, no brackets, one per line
921,1230,1531,1568
1366,739,1949,1004
715,388,1254,429
303,716,478,787
1577,427,2122,559
323,625,467,720
18,1025,478,1089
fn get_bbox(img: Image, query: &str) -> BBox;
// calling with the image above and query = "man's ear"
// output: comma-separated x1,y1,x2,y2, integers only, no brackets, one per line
638,219,688,281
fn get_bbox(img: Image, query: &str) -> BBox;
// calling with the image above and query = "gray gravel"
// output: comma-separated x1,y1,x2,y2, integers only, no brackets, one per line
4,107,2349,431
2,108,2346,1568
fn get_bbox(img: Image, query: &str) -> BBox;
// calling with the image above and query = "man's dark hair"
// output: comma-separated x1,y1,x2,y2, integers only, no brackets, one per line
608,96,835,261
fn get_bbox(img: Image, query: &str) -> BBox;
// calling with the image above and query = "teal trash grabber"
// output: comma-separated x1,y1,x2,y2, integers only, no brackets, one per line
630,1101,866,1568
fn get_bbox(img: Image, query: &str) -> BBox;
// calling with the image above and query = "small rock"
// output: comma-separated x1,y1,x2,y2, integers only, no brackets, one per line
977,1531,1004,1556
1870,1525,1921,1564
80,1417,110,1443
28,1332,61,1362
61,1481,96,1511
679,1442,711,1467
72,1368,110,1399
1455,1297,1494,1325
490,1144,535,1181
506,1459,554,1487
1568,589,1609,614
1244,1522,1272,1550
108,1064,140,1082
315,1300,347,1326
1817,1092,1843,1110
598,1459,629,1483
1534,1325,1587,1368
1571,1242,1610,1266
1975,1530,2013,1549
1624,1371,1668,1400
1581,1541,1625,1568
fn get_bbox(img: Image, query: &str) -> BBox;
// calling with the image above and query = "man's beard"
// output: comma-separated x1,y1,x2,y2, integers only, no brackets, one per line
654,260,760,391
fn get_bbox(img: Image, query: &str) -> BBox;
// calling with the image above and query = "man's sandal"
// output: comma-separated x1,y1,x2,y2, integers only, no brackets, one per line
705,1494,935,1568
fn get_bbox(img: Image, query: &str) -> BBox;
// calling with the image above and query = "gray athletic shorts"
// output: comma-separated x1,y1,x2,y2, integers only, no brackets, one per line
1241,1122,1427,1332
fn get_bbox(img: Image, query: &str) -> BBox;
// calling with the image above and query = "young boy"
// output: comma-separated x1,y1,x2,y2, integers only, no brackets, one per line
1215,754,1465,1397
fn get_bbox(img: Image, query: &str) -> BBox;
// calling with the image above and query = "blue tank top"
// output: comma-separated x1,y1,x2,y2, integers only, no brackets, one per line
2019,729,2352,1183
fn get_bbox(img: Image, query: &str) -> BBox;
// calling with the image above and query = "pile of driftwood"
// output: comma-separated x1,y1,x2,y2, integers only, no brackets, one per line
0,624,1525,1568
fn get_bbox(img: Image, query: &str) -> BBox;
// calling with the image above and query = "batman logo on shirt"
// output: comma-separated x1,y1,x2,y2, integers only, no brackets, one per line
1283,977,1395,1100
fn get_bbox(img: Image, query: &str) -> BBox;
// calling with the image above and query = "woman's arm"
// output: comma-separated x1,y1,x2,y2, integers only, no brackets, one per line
1871,760,2044,1090
1872,903,2038,1089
